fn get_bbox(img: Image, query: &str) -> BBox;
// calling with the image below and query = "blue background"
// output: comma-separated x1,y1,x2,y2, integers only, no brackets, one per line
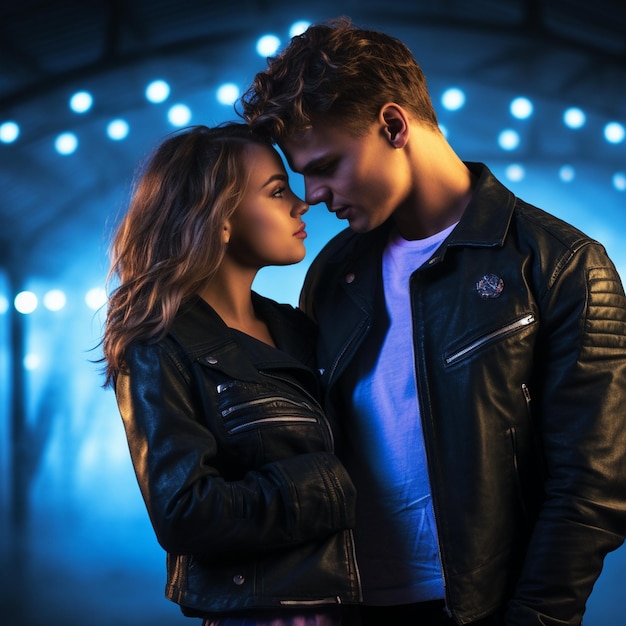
1,2,624,624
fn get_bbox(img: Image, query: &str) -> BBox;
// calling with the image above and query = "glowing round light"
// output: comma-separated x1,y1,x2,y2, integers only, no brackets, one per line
216,83,240,106
563,107,586,129
439,123,448,138
289,21,310,38
43,289,67,311
85,287,107,310
604,122,625,144
256,34,281,57
0,121,20,143
559,165,575,182
14,291,38,314
441,87,466,111
55,132,78,155
107,118,130,140
613,172,626,192
167,104,192,127
0,295,8,314
505,163,525,182
24,354,41,371
498,129,520,151
145,79,171,103
69,90,93,113
510,97,533,120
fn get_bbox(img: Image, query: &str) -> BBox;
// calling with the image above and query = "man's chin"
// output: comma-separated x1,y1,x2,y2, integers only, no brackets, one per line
347,218,378,234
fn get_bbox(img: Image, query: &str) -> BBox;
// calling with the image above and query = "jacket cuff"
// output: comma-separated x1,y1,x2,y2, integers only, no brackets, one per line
268,451,357,539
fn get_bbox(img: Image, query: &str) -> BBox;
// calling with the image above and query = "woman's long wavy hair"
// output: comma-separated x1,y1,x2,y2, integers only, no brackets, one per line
101,123,267,387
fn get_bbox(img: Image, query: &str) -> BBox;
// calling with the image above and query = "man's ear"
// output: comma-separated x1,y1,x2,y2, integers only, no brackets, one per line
379,103,409,148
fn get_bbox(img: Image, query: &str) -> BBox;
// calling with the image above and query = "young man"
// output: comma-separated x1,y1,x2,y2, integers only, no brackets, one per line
241,18,626,626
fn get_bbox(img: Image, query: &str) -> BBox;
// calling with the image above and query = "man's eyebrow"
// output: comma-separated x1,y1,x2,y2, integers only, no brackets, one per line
299,156,331,175
261,173,288,188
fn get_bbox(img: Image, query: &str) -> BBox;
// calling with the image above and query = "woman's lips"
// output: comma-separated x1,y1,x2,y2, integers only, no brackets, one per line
294,222,307,238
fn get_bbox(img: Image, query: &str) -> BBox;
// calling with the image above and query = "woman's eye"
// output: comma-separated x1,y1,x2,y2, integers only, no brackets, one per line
272,186,286,198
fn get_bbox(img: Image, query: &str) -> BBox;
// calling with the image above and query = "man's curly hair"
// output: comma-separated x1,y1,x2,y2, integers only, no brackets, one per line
240,17,439,143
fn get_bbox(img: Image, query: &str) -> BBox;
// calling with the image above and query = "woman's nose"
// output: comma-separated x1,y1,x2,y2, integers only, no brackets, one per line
292,198,309,216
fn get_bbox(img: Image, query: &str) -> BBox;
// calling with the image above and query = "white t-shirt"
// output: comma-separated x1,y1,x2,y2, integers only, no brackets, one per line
346,222,457,605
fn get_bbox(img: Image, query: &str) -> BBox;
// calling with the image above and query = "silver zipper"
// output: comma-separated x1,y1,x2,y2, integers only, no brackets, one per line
280,597,341,607
217,381,236,393
260,371,335,452
221,396,314,417
445,314,535,365
227,415,318,435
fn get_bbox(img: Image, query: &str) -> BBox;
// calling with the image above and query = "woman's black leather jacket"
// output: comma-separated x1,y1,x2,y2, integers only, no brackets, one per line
114,294,361,618
300,163,626,625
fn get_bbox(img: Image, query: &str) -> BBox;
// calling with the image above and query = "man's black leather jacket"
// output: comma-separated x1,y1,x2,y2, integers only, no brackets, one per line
300,163,626,625
114,295,361,618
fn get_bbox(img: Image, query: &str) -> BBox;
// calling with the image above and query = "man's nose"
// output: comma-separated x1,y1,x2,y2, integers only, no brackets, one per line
304,178,331,206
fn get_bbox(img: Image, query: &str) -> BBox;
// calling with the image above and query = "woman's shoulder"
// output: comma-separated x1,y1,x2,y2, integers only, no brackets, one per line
252,292,315,331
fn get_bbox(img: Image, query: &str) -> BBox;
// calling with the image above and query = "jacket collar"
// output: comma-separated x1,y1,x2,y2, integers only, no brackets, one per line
169,293,315,371
444,162,515,248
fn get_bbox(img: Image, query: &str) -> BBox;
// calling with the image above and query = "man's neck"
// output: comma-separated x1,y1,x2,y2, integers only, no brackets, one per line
393,135,475,240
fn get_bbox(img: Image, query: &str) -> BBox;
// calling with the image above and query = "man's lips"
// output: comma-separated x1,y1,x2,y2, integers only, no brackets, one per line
333,206,351,220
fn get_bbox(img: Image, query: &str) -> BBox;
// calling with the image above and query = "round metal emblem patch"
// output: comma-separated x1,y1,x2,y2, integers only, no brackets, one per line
476,273,504,299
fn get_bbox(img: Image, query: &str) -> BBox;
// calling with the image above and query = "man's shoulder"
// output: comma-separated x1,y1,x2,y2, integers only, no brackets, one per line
309,223,391,270
301,226,381,315
311,227,360,267
513,198,596,253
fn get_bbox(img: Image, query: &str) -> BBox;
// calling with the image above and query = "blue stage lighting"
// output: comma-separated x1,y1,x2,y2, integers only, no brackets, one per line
43,289,67,311
604,122,625,144
289,21,310,37
441,87,466,111
510,97,533,120
167,104,192,127
107,119,130,140
216,83,240,106
0,120,20,143
505,163,525,182
559,165,575,182
563,107,586,129
145,79,170,104
613,172,626,191
498,129,520,151
14,291,38,314
85,287,107,311
69,91,93,113
55,132,79,155
256,34,281,57
23,353,41,371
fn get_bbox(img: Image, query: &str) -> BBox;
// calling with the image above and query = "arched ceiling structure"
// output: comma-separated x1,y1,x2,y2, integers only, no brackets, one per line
1,0,625,286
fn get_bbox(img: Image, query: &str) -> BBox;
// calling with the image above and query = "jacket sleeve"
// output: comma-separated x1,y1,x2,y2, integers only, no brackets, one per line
507,241,626,625
115,340,357,557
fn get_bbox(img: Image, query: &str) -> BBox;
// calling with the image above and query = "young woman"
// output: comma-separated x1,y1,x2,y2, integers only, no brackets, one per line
101,123,360,626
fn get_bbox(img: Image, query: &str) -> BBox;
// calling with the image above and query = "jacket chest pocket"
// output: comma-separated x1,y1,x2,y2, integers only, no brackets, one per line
444,313,536,366
213,379,331,466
